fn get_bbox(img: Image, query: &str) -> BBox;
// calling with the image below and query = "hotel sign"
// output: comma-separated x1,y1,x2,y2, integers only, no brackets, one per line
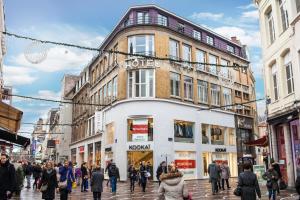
128,144,151,151
125,58,156,70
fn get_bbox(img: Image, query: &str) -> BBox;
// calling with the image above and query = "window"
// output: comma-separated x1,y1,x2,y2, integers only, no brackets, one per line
284,52,294,94
220,59,229,78
128,69,154,98
177,23,185,33
266,10,275,44
106,123,114,145
223,88,232,109
271,63,279,101
279,0,289,31
107,81,112,97
197,80,208,103
128,35,154,56
113,44,118,64
202,124,209,144
112,76,118,98
209,54,217,75
195,49,205,71
157,14,167,26
206,35,214,45
170,72,181,97
137,12,149,24
193,30,201,40
99,88,103,105
227,128,236,146
103,84,107,103
174,120,194,143
227,45,234,54
184,76,193,100
243,93,249,100
182,44,192,67
169,39,179,59
211,125,224,145
128,118,153,142
211,84,221,106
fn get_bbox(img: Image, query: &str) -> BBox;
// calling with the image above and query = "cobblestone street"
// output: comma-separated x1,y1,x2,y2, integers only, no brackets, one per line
13,179,299,200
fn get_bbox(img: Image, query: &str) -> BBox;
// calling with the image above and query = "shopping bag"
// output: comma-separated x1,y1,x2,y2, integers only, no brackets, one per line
72,181,77,189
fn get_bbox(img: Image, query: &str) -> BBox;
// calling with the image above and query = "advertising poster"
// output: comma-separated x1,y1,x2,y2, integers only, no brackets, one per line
253,165,266,184
132,119,148,142
175,151,196,180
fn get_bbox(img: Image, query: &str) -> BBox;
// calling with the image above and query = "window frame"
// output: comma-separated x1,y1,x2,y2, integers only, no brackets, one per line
266,10,276,44
197,80,208,104
279,0,289,32
128,35,154,56
169,39,180,59
193,30,201,40
170,72,181,97
137,12,149,24
184,76,193,100
210,84,221,106
209,54,218,75
128,69,155,98
157,14,167,26
206,35,214,46
223,87,232,109
195,49,206,71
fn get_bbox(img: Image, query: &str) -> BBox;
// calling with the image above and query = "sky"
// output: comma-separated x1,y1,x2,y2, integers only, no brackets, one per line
3,0,265,136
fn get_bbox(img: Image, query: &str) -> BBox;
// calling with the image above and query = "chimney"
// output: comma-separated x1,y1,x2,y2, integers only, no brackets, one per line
231,36,241,45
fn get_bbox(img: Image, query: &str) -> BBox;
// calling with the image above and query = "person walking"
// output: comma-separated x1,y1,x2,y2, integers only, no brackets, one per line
32,163,42,190
38,161,58,200
81,162,88,192
58,161,75,200
208,160,220,195
270,159,282,194
24,161,33,189
158,163,189,200
295,170,300,200
105,159,112,187
263,164,279,200
90,165,104,200
237,161,261,200
221,162,231,190
128,164,138,192
140,161,149,192
108,162,120,195
14,161,24,197
0,153,16,200
156,161,167,185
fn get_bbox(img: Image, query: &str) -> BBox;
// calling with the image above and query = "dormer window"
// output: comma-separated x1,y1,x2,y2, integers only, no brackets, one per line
177,23,185,33
193,30,201,40
157,14,167,26
206,35,214,45
227,45,234,54
137,12,149,24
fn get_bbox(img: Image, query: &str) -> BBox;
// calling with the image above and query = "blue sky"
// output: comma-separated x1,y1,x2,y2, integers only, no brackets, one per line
3,0,265,135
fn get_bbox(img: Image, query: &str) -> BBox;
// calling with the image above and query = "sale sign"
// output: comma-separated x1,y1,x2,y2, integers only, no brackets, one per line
175,151,196,179
132,119,148,142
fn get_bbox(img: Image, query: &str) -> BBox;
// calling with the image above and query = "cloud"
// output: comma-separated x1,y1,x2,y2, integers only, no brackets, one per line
241,10,259,20
257,100,266,117
190,12,224,21
37,90,61,100
237,4,256,10
3,65,38,86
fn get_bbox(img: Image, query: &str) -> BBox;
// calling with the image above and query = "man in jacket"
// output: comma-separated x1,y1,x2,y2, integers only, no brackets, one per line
271,158,282,194
90,165,104,200
0,153,16,199
208,160,220,195
81,162,88,192
24,161,33,189
108,162,120,195
156,161,167,185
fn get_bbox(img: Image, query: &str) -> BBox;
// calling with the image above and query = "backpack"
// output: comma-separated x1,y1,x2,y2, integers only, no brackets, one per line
109,165,118,177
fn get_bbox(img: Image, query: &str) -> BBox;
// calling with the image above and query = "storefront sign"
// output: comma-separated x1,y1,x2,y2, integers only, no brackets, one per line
131,119,148,142
79,146,84,153
47,140,56,148
237,116,253,129
105,147,112,152
215,148,226,152
128,144,151,151
125,58,156,70
175,151,196,180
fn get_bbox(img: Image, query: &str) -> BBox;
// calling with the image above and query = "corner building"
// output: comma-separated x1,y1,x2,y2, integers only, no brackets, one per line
71,5,257,180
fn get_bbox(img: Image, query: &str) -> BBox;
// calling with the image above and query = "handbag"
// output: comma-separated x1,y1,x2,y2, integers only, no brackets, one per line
40,184,48,192
58,169,69,189
233,187,242,196
146,172,151,178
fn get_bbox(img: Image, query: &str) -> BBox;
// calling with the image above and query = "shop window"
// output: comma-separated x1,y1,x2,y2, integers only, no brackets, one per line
106,123,114,145
88,143,93,167
202,152,211,177
95,142,101,165
128,118,153,142
211,125,224,145
170,72,181,97
174,120,194,143
128,35,154,56
228,128,236,146
202,124,209,144
128,69,154,98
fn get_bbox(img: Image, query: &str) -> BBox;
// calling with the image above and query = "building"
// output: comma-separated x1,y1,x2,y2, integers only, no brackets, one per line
255,0,300,187
31,118,47,162
70,5,257,180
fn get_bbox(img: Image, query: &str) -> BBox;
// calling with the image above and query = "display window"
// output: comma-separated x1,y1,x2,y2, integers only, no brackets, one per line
202,124,209,144
227,128,236,146
106,123,114,145
175,151,196,179
71,148,76,164
88,143,93,168
174,120,194,143
95,142,101,165
128,118,153,142
211,125,225,145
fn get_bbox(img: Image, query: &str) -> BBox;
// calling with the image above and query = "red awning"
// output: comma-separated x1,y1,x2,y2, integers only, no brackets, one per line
244,136,268,147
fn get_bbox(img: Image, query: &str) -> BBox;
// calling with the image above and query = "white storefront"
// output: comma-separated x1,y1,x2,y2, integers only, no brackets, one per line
100,99,237,181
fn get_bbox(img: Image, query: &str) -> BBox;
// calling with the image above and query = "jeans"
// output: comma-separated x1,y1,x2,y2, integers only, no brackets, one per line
110,176,117,193
130,178,135,191
93,192,101,200
81,179,87,191
222,179,230,189
211,179,218,193
26,175,31,188
141,177,147,192
33,177,39,189
268,189,276,200
60,188,68,200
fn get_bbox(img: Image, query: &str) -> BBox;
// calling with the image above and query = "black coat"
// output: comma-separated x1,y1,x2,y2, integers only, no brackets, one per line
33,165,42,178
0,161,16,194
39,169,58,200
238,171,261,200
81,166,88,179
156,165,167,180
91,171,104,192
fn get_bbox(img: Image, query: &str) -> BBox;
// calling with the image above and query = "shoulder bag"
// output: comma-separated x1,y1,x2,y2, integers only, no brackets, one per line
58,169,69,189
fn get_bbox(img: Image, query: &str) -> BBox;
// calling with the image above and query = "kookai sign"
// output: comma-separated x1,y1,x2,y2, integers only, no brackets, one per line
128,144,151,151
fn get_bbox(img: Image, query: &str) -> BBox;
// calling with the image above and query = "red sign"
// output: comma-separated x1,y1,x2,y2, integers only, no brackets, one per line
175,160,196,169
132,124,148,134
55,140,60,145
79,146,84,153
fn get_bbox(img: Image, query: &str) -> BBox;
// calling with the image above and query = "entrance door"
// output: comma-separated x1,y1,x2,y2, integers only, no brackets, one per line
277,126,288,183
127,151,153,179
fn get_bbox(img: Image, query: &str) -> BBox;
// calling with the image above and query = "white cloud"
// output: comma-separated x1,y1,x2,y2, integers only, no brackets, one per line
3,65,38,86
37,90,61,100
237,4,256,10
190,12,224,21
257,100,266,117
241,10,259,20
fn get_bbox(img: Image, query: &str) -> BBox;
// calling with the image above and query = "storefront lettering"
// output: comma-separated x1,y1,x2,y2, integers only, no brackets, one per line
125,58,156,70
215,148,226,152
128,144,151,151
237,117,253,129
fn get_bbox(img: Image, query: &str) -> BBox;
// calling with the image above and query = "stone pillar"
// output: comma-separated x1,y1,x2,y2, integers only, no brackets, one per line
270,125,278,160
283,123,295,187
92,142,96,164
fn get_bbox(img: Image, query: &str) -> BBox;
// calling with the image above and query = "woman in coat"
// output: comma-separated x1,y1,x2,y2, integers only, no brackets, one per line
59,161,75,200
158,164,189,200
90,165,104,200
14,161,24,197
263,164,279,200
237,161,261,200
38,161,58,200
221,162,231,190
128,164,138,192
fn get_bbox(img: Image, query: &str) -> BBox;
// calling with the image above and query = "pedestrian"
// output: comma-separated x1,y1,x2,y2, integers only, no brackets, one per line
58,161,75,200
156,161,167,185
158,163,189,200
108,162,120,195
13,161,24,197
263,164,279,200
128,164,138,192
208,160,219,195
90,165,104,200
0,153,16,200
81,162,88,192
221,161,231,190
32,163,42,190
38,161,58,200
75,165,82,186
270,158,282,194
146,161,153,179
295,170,300,199
237,161,261,200
216,162,222,190
24,161,33,189
105,159,112,187
140,161,150,192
